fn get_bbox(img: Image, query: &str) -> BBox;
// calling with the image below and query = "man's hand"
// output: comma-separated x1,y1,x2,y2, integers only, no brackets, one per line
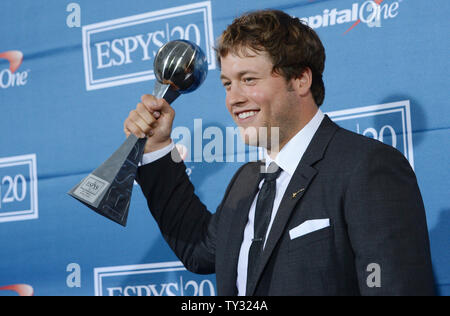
123,94,175,153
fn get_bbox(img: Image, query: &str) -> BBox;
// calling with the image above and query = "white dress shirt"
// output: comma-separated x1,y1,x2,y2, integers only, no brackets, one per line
140,109,325,296
236,109,324,295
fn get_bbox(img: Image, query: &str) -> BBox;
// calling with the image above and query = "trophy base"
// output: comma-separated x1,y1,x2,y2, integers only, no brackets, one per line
68,136,147,226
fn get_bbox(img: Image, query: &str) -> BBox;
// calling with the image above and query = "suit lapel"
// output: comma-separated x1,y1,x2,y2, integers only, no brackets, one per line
246,115,339,295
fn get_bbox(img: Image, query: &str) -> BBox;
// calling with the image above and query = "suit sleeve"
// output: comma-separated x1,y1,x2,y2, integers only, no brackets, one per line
136,147,244,275
343,143,435,295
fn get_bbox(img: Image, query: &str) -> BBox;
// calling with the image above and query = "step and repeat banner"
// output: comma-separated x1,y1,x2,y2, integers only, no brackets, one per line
0,0,448,296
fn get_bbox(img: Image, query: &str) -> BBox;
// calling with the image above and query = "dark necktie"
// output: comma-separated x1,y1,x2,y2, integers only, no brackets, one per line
246,162,282,295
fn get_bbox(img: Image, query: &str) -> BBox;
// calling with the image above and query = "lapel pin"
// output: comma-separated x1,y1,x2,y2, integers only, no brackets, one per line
291,188,305,199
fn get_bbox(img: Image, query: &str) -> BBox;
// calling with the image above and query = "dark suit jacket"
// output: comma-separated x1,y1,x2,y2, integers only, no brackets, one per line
136,115,435,296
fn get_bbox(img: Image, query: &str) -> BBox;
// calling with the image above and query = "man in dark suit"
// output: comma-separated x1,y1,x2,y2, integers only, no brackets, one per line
124,10,435,295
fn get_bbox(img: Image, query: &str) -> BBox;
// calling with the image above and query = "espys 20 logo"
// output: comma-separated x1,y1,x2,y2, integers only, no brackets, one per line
94,261,216,296
82,1,215,91
0,154,39,223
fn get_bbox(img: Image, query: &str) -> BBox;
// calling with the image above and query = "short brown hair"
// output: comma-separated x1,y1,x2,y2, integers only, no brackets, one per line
216,9,326,106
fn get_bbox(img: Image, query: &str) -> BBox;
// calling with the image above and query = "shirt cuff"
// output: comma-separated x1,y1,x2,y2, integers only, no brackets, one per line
140,141,175,165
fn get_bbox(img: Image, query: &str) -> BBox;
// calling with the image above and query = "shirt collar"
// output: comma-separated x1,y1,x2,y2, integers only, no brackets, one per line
263,109,325,176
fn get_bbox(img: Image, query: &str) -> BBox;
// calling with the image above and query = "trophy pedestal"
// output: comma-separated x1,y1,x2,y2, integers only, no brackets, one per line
68,136,146,226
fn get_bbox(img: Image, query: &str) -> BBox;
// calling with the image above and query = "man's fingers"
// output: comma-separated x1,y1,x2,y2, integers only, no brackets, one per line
125,112,148,138
141,94,159,112
124,121,145,138
155,98,173,114
152,111,161,119
123,126,131,138
141,94,173,115
136,102,156,125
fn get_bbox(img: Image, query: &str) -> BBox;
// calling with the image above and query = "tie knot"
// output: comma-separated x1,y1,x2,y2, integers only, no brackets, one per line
263,162,282,182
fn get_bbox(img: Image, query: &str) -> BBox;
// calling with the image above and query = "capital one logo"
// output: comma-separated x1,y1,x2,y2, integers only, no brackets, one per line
326,100,415,169
94,261,216,296
299,0,401,33
82,1,215,91
0,284,34,296
0,50,30,89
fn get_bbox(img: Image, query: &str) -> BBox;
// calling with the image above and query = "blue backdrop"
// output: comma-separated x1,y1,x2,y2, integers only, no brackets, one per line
0,0,448,296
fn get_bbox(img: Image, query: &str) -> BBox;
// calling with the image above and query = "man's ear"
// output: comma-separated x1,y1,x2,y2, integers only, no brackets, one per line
291,67,313,96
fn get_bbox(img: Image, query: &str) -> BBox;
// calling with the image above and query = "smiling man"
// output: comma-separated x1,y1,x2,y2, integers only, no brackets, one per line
124,10,435,296
218,15,321,157
220,51,316,156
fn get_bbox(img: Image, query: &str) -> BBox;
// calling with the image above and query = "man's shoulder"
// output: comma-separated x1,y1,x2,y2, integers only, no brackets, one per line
331,124,403,157
234,160,264,177
321,122,410,173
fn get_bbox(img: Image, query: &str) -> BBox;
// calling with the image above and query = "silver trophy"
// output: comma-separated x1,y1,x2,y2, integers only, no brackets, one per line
68,40,208,226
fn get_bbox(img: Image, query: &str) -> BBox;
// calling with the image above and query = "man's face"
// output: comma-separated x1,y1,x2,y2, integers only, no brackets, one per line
220,50,301,150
